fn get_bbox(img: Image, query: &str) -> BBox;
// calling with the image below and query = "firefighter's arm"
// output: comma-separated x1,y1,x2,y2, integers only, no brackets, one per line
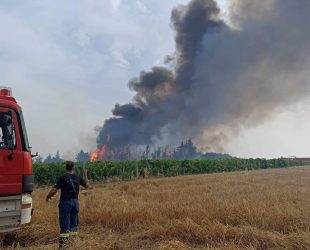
46,188,58,202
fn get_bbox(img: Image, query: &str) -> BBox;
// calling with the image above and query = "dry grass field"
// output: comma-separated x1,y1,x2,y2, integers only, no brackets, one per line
2,166,310,249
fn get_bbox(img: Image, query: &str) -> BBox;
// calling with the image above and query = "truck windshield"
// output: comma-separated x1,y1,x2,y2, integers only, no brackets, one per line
0,112,16,150
18,111,31,151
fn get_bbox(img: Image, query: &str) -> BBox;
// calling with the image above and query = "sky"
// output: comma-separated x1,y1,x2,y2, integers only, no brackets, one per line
1,0,310,159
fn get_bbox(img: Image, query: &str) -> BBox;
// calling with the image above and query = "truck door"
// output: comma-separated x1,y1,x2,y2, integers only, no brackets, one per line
0,107,24,195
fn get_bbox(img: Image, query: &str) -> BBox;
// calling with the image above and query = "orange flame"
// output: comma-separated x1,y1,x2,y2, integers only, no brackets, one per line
90,134,111,162
90,144,108,162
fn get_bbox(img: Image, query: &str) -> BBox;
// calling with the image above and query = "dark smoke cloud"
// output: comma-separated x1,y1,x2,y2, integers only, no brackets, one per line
97,0,310,152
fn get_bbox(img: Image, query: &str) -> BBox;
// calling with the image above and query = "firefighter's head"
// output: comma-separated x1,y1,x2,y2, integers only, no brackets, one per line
65,161,75,172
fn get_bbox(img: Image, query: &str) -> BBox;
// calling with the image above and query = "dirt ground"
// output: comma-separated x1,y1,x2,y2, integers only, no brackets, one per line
2,166,310,249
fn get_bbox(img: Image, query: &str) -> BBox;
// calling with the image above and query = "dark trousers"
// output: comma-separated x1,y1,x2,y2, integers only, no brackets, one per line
59,199,79,247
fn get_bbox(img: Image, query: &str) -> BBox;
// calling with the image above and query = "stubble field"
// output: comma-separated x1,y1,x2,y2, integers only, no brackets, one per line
2,166,310,249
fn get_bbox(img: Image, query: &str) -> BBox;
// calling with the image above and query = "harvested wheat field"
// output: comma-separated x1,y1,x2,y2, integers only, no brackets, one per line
3,166,310,250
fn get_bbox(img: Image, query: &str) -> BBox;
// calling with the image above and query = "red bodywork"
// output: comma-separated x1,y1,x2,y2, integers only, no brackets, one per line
0,95,32,195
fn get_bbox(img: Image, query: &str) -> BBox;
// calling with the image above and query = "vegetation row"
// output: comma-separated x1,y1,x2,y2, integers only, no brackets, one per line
33,158,308,185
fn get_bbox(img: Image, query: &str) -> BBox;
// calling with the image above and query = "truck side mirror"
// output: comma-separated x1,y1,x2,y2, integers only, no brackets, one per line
31,152,38,158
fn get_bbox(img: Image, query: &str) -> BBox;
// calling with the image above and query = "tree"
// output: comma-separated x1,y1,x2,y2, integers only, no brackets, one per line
44,151,64,163
76,150,90,163
151,147,162,159
142,145,150,160
44,154,53,163
54,151,64,163
173,138,197,159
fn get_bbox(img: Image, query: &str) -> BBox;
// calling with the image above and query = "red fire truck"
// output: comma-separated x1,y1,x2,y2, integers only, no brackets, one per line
0,87,33,232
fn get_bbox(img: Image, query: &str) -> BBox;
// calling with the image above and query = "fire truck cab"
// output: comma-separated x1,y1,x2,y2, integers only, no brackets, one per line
0,87,33,233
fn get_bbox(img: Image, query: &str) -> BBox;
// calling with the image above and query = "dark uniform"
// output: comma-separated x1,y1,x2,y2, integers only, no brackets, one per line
54,173,87,247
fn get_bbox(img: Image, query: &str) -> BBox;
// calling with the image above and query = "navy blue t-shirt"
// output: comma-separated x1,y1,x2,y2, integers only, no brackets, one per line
54,173,87,202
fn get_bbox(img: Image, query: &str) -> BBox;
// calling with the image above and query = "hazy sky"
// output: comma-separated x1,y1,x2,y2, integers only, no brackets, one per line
1,0,309,159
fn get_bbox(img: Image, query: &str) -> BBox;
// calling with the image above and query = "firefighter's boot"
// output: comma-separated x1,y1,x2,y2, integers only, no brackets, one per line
59,233,70,249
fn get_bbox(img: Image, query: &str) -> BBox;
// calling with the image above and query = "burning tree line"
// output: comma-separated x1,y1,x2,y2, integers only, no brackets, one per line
82,139,230,163
35,140,230,164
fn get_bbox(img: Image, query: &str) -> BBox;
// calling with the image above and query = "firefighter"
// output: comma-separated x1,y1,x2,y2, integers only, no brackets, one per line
46,161,89,249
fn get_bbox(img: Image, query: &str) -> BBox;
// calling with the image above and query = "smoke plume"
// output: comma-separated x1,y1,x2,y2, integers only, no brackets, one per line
97,0,310,152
